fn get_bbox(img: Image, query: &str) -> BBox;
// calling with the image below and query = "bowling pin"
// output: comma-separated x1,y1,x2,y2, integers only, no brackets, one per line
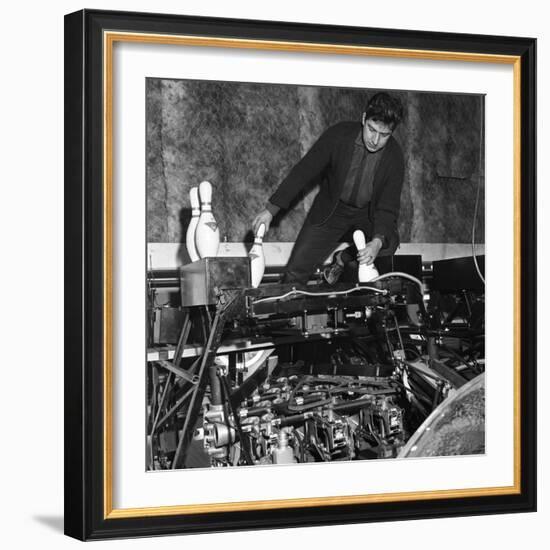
353,230,379,282
195,181,220,258
185,187,200,262
249,223,266,288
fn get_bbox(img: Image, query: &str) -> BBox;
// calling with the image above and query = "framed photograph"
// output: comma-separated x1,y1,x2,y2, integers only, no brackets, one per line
64,9,536,540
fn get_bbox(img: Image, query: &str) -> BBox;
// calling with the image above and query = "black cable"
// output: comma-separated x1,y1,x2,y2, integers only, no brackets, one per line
472,95,486,285
404,346,422,360
438,343,480,373
219,373,255,466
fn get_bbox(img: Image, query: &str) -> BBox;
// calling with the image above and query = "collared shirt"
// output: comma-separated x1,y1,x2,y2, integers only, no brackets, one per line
267,127,388,247
339,130,383,208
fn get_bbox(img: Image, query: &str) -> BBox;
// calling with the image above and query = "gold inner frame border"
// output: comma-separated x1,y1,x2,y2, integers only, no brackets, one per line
102,30,522,519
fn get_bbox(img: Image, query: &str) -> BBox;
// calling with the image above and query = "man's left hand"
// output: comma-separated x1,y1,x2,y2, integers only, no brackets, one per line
357,237,383,265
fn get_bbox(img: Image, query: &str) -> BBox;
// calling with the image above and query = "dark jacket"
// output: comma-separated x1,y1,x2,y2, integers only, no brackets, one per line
269,121,405,252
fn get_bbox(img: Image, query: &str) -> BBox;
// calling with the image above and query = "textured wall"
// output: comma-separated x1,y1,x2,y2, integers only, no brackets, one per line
404,93,484,243
146,79,484,252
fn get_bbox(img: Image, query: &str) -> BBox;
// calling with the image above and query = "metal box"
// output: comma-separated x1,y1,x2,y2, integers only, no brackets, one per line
376,254,423,280
152,307,185,344
432,255,485,291
341,254,423,283
179,257,250,307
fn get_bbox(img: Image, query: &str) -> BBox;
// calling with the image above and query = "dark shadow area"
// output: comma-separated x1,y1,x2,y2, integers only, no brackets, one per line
176,206,192,266
243,227,255,244
33,515,64,533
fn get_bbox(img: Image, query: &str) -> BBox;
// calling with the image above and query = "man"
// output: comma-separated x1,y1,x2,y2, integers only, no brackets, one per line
252,92,405,285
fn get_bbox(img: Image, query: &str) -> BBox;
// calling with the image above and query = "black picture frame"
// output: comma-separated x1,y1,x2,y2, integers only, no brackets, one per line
64,9,536,541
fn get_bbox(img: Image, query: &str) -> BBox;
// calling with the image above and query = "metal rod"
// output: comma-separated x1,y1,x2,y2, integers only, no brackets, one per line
220,373,254,465
150,372,173,437
172,312,191,368
156,386,195,429
156,359,197,384
172,290,243,469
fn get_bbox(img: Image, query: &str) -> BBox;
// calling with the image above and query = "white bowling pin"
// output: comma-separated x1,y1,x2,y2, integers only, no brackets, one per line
185,187,200,262
249,223,266,288
195,181,220,258
353,230,379,282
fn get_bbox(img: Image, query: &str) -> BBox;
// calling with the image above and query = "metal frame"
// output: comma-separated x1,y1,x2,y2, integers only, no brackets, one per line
64,9,536,540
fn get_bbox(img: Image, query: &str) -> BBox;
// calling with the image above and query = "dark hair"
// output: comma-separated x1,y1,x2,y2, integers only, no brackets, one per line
364,92,404,130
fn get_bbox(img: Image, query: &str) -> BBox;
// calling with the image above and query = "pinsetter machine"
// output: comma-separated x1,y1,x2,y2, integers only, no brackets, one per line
146,254,485,470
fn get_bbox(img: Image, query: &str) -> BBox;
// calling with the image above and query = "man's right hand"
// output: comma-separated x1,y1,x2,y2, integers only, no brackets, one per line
252,209,273,235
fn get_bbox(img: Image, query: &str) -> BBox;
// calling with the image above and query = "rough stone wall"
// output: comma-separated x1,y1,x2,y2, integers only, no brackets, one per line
146,79,484,248
405,93,485,243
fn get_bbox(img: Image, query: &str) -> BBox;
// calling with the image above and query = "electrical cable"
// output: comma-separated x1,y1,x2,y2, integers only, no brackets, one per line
438,343,481,373
391,312,406,356
371,271,424,293
253,274,422,306
219,373,255,465
252,284,388,305
472,96,486,285
403,346,422,360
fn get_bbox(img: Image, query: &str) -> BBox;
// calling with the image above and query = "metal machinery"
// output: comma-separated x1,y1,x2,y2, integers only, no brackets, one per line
146,254,485,470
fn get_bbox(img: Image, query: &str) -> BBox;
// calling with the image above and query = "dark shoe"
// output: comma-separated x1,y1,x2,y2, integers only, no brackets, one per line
323,259,344,285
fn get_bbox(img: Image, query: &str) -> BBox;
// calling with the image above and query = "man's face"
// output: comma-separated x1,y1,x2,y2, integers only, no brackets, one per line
361,115,393,153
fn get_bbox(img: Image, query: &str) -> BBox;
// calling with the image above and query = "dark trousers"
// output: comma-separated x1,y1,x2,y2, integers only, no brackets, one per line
283,201,373,285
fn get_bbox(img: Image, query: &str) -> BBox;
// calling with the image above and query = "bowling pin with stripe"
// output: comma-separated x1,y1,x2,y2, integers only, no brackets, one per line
249,223,266,288
353,230,379,282
185,186,200,262
195,181,220,258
